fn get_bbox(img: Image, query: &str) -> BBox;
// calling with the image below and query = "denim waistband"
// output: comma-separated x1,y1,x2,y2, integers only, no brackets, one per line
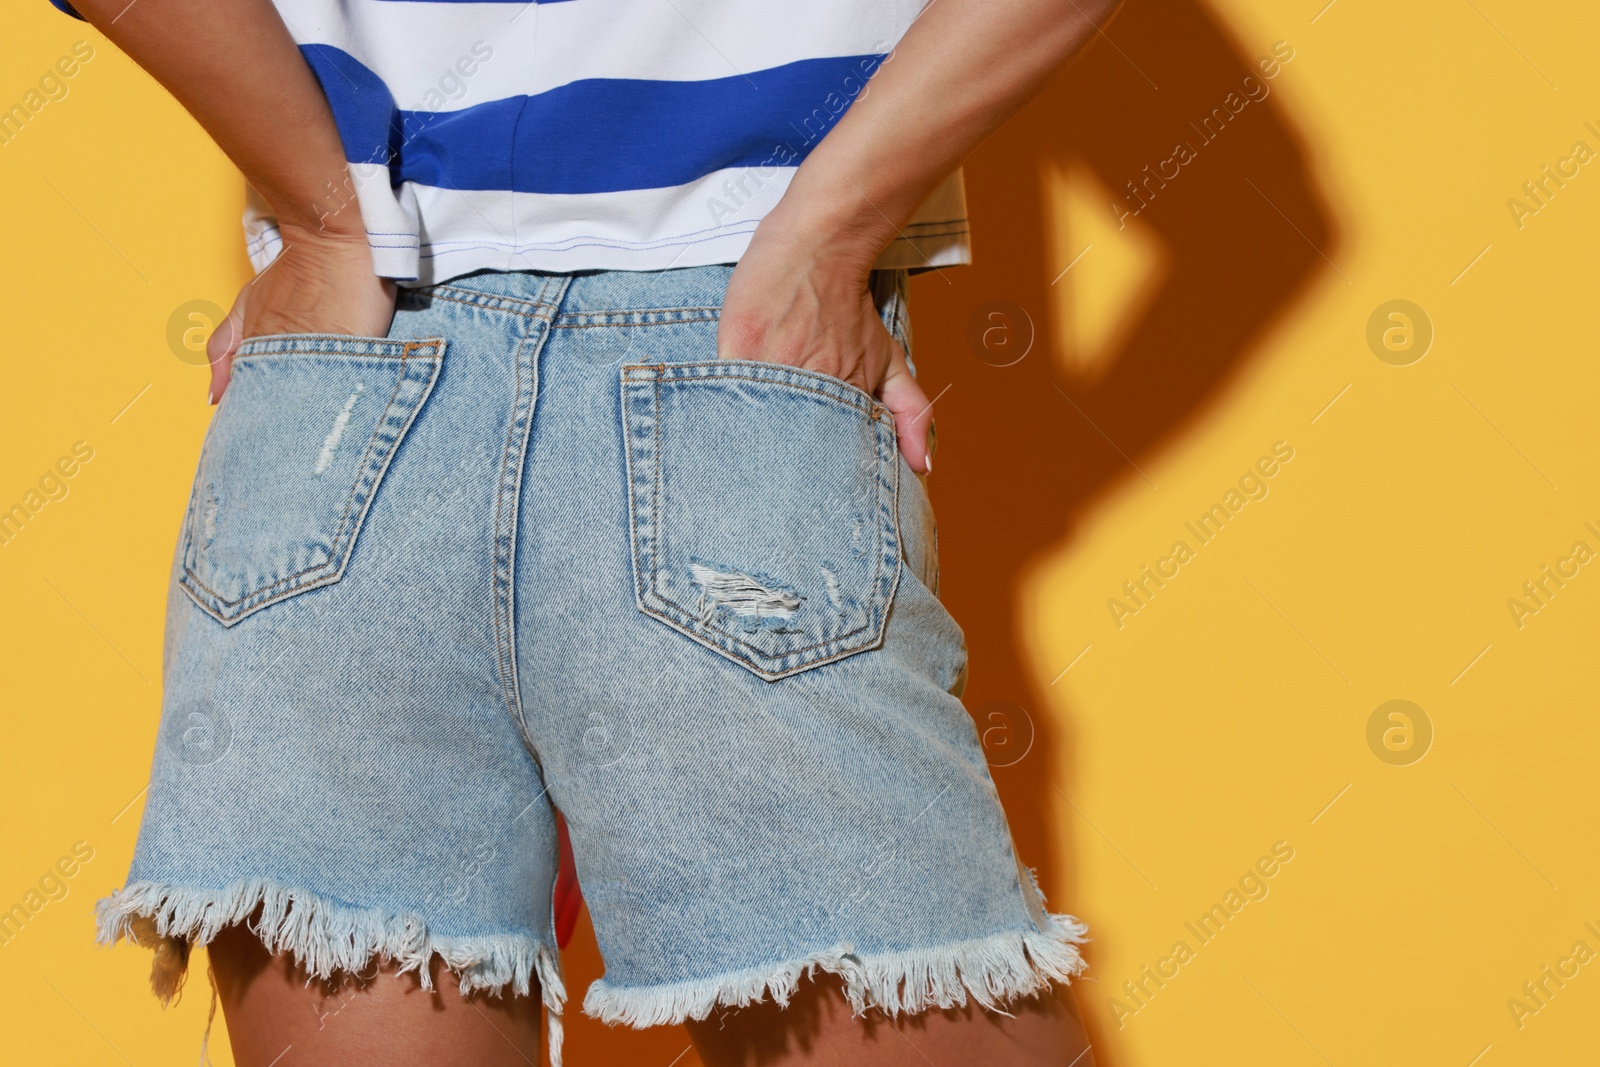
410,265,736,324
407,264,910,331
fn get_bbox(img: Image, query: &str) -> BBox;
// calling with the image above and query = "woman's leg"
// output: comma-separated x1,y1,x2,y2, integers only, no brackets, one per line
686,975,1093,1067
93,287,568,1067
207,922,544,1067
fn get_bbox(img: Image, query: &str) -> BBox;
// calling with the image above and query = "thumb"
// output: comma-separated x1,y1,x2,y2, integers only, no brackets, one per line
207,285,248,405
878,342,933,475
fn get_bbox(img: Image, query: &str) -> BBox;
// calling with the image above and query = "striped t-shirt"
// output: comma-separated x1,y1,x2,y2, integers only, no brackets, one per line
53,0,970,286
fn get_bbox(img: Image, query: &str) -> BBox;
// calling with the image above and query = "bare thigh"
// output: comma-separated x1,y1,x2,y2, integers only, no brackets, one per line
685,975,1094,1067
207,923,544,1067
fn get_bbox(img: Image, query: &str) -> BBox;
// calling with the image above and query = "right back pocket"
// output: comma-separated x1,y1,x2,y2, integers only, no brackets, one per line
620,359,903,681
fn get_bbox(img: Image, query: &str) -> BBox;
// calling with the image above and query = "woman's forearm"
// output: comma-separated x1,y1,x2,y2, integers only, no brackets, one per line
69,0,396,386
718,0,1121,470
68,0,361,242
769,0,1123,272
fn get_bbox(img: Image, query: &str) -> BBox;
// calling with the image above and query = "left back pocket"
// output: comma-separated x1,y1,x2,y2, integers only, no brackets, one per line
178,334,445,626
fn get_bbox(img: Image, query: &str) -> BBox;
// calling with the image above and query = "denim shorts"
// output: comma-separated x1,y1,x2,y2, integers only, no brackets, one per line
96,265,1087,1065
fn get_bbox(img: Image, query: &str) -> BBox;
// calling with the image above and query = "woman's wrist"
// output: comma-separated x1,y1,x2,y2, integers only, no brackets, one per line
269,173,368,245
276,217,370,255
753,168,911,284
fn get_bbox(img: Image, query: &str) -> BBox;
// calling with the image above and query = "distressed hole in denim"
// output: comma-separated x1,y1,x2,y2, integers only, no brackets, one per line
821,564,846,616
314,383,366,476
201,487,219,545
690,563,802,627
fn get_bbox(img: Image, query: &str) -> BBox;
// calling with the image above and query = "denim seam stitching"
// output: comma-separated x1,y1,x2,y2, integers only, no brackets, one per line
491,336,537,758
619,365,650,671
640,363,881,418
233,335,442,359
415,287,561,320
489,277,571,763
553,316,721,330
490,340,519,746
432,286,560,316
553,308,723,328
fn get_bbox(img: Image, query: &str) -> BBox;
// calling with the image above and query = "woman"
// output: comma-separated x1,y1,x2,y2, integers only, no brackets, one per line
56,0,1120,1063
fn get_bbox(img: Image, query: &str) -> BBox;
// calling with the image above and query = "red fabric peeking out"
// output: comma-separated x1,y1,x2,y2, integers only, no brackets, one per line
554,812,582,949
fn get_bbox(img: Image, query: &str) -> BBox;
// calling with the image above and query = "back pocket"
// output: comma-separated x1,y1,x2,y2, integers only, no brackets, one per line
620,359,902,681
179,334,445,626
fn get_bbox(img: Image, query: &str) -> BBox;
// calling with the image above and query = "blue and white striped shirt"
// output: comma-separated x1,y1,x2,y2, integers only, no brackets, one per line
53,0,970,285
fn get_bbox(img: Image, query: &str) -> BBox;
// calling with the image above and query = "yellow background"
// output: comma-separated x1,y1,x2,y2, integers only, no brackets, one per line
3,1,1597,1064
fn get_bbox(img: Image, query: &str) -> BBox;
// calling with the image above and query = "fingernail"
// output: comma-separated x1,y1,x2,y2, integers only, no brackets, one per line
207,388,215,405
924,453,933,475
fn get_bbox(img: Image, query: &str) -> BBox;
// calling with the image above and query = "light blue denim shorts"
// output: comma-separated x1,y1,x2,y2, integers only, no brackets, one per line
97,265,1087,1065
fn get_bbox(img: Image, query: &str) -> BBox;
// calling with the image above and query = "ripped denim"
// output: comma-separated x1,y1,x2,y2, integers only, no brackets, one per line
96,265,1087,1066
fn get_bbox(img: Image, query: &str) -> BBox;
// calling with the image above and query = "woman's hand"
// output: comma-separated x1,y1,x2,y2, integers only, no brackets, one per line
717,223,933,475
713,0,1121,476
63,0,400,407
206,227,397,404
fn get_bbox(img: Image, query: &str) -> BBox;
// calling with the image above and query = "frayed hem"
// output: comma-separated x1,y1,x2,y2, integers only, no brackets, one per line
96,878,567,1065
582,911,1090,1029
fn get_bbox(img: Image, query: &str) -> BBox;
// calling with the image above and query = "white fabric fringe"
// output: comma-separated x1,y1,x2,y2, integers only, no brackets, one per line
97,878,567,1066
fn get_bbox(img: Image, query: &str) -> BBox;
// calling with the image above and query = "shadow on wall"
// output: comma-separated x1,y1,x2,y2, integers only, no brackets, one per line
558,1,1339,1064
911,0,1337,1060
